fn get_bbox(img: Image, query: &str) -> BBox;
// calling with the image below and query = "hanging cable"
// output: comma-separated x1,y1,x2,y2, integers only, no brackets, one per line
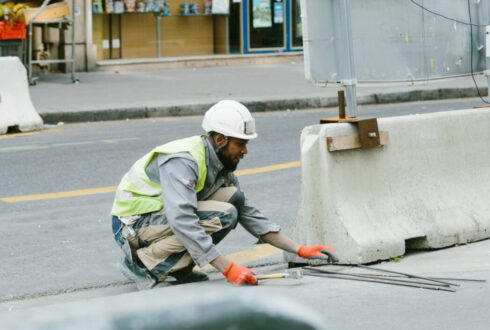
467,0,490,104
408,0,485,27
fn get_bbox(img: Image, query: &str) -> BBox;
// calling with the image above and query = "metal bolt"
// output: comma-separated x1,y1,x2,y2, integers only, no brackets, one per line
368,132,377,138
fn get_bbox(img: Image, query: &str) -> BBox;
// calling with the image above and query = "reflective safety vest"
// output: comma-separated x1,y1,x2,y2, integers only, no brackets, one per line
111,135,207,217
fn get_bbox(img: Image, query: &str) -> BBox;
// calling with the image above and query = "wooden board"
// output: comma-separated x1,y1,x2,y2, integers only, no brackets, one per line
327,131,390,152
92,15,104,60
92,14,111,60
120,13,214,58
121,13,157,59
160,16,213,57
213,15,227,54
111,15,121,59
21,1,70,25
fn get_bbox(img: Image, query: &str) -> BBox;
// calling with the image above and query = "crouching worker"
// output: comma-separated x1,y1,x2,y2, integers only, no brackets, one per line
111,100,337,290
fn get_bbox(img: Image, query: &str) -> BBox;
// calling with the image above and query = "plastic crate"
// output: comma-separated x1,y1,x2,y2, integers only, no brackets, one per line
0,21,26,40
0,39,23,59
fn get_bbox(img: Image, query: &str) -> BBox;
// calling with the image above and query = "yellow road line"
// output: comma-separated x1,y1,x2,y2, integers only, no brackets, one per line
235,161,300,176
0,132,40,140
196,244,282,271
0,186,117,203
0,137,140,152
0,128,63,141
101,138,140,144
52,141,95,147
0,161,301,203
0,145,50,152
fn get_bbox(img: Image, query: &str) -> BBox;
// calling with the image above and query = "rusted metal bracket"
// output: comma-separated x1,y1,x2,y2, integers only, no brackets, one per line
320,91,389,152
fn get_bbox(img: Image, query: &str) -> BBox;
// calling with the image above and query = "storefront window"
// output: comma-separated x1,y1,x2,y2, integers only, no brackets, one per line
92,0,229,60
249,0,285,49
91,0,301,60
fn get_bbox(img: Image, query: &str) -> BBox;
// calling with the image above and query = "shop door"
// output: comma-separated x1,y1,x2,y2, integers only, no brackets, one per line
228,0,242,53
248,0,285,51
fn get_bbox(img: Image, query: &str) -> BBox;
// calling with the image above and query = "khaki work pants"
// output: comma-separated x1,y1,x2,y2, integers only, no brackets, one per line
120,187,243,281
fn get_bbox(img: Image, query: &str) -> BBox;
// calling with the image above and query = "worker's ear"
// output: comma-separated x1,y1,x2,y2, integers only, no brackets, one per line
213,133,227,148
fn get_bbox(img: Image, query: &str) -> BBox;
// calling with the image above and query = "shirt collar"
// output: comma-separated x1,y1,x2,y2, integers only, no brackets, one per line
203,136,224,173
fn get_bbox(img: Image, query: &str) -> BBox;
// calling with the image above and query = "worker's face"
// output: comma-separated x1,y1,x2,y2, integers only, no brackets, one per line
217,137,249,171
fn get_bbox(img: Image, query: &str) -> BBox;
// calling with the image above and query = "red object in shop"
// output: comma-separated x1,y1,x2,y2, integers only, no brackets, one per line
0,21,26,40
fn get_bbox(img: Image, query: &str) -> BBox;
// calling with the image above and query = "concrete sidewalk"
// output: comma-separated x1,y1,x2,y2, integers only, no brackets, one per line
28,57,490,124
2,239,489,330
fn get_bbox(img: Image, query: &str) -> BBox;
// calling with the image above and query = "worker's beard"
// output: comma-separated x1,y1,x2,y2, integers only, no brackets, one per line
218,151,238,172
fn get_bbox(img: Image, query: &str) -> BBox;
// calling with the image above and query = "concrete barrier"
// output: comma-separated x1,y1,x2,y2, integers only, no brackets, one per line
0,57,43,135
286,108,490,264
0,286,328,330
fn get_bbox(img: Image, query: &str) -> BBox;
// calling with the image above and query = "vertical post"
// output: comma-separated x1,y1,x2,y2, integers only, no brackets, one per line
156,15,162,57
109,14,113,57
338,0,357,117
71,0,76,82
480,0,490,98
338,90,346,119
85,0,92,71
225,15,230,54
28,23,33,84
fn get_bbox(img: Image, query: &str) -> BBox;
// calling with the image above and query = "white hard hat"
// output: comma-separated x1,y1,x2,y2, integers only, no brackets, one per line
202,100,258,140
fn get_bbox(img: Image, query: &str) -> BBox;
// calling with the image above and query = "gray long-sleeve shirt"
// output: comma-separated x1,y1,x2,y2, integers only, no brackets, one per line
145,136,280,267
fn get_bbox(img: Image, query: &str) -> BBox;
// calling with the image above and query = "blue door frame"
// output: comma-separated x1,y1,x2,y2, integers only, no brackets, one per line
242,0,302,54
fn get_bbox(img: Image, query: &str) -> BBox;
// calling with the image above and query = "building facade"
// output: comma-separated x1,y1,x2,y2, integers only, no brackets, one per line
61,0,302,71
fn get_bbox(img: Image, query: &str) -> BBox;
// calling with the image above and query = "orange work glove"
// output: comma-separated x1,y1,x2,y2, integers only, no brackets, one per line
222,261,258,286
297,245,338,263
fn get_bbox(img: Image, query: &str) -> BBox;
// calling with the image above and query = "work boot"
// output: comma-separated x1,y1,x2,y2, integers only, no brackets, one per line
118,256,157,291
173,270,209,284
170,263,209,284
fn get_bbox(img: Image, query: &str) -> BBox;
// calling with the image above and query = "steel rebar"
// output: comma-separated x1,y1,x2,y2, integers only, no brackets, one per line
303,271,456,292
354,264,459,287
355,273,486,283
303,267,449,287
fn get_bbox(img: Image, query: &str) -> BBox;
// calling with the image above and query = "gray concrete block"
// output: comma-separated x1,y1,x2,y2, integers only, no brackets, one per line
0,57,43,134
287,108,490,264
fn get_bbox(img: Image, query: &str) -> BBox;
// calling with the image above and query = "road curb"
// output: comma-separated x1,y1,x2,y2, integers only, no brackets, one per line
39,86,488,124
96,52,305,72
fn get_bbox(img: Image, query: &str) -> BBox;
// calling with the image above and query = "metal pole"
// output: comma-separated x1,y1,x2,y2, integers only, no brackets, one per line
480,0,490,98
85,0,92,71
71,0,76,82
338,0,357,117
28,23,33,84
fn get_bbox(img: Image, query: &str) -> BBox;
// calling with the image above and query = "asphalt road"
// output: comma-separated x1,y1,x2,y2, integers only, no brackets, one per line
0,97,485,303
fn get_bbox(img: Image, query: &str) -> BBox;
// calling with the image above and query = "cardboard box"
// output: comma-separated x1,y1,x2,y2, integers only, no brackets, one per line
21,1,70,25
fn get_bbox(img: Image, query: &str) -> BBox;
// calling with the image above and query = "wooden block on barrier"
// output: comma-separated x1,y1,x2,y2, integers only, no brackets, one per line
327,131,390,152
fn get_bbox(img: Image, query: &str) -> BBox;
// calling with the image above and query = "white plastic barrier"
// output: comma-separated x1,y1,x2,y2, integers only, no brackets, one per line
287,108,490,264
0,57,43,134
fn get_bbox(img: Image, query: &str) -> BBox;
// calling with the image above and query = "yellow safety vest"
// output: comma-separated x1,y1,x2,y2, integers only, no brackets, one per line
111,136,207,217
